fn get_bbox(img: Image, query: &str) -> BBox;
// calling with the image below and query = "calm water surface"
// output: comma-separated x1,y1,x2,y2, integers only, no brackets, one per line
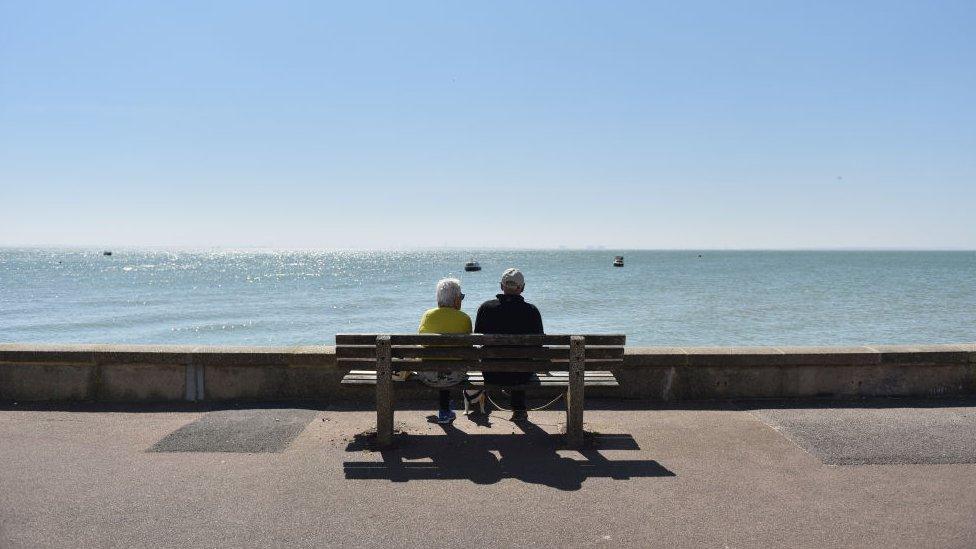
1,249,974,346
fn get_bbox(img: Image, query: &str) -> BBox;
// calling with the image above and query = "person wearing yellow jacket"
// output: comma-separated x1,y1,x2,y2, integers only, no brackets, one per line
417,278,471,424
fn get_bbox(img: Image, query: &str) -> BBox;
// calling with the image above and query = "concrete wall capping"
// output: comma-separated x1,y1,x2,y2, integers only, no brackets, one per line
1,342,975,402
767,346,883,366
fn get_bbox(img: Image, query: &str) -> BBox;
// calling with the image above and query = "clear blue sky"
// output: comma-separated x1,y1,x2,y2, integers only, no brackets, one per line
2,1,974,249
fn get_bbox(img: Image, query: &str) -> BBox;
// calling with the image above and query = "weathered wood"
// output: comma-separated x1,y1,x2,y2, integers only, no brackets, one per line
375,335,393,448
336,345,623,360
336,334,625,346
338,332,623,447
342,379,619,387
335,357,381,365
338,359,548,372
335,346,381,358
337,358,622,371
345,369,617,378
340,374,621,381
566,336,585,448
341,370,619,387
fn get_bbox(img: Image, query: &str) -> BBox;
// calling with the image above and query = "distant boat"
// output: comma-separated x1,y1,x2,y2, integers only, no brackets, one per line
103,251,112,256
464,260,481,272
613,256,624,267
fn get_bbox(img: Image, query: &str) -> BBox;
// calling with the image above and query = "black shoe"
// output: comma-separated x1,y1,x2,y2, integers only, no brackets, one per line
510,410,528,423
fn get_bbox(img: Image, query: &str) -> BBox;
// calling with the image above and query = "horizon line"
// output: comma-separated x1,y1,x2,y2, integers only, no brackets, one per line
2,245,974,253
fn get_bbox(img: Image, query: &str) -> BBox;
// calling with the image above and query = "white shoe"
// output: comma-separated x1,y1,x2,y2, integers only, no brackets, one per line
462,389,486,415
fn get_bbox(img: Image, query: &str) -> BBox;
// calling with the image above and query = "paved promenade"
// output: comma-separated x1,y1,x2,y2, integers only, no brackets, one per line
2,398,975,548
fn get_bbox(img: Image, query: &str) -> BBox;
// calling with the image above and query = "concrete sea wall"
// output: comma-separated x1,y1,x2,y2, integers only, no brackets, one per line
1,343,975,402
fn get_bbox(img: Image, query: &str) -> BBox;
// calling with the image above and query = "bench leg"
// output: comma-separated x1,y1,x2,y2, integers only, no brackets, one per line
376,336,394,448
566,336,585,448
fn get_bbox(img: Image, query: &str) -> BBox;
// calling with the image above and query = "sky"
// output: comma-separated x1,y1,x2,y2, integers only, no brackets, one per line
1,1,974,249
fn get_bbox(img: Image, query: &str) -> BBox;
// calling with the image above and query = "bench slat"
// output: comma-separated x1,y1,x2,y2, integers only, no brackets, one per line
336,334,625,346
345,369,616,377
340,370,618,387
343,381,618,387
337,358,622,371
335,346,623,360
341,371,619,378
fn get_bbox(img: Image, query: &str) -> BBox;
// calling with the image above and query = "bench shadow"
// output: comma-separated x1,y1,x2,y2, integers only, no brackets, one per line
343,421,675,491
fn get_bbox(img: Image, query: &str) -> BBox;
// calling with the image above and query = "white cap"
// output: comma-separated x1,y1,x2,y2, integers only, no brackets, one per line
500,268,524,290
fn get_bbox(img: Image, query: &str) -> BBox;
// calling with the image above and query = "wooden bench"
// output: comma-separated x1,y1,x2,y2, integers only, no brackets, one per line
336,334,626,448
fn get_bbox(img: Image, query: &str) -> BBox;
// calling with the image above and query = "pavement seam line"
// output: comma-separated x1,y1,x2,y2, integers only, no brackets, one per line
746,409,826,466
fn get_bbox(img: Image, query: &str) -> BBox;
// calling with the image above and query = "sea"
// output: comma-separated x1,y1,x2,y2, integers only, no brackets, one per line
1,248,974,347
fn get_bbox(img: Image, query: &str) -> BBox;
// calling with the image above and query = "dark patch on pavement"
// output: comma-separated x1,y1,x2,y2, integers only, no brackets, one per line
753,403,976,465
149,408,319,453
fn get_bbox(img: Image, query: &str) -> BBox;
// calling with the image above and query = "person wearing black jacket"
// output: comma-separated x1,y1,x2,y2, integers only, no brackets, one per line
474,268,543,422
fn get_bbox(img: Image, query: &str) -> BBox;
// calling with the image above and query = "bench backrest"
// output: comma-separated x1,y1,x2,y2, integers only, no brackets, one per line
335,334,626,372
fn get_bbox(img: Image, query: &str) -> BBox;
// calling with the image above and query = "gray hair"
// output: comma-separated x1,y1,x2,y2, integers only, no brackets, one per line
435,278,463,307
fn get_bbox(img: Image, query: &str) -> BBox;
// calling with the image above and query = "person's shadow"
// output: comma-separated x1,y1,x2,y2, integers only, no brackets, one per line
343,419,674,491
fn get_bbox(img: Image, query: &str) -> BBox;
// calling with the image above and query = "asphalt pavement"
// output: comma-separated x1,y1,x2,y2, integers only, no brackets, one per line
1,398,975,548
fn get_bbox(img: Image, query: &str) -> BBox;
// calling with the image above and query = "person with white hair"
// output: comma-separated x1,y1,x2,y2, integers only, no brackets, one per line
416,277,472,424
475,268,543,422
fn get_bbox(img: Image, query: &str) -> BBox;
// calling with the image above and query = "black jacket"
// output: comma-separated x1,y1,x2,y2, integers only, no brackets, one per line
475,294,544,335
475,294,543,386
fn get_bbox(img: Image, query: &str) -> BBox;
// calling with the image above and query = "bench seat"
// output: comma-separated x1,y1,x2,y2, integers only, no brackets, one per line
341,370,619,387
